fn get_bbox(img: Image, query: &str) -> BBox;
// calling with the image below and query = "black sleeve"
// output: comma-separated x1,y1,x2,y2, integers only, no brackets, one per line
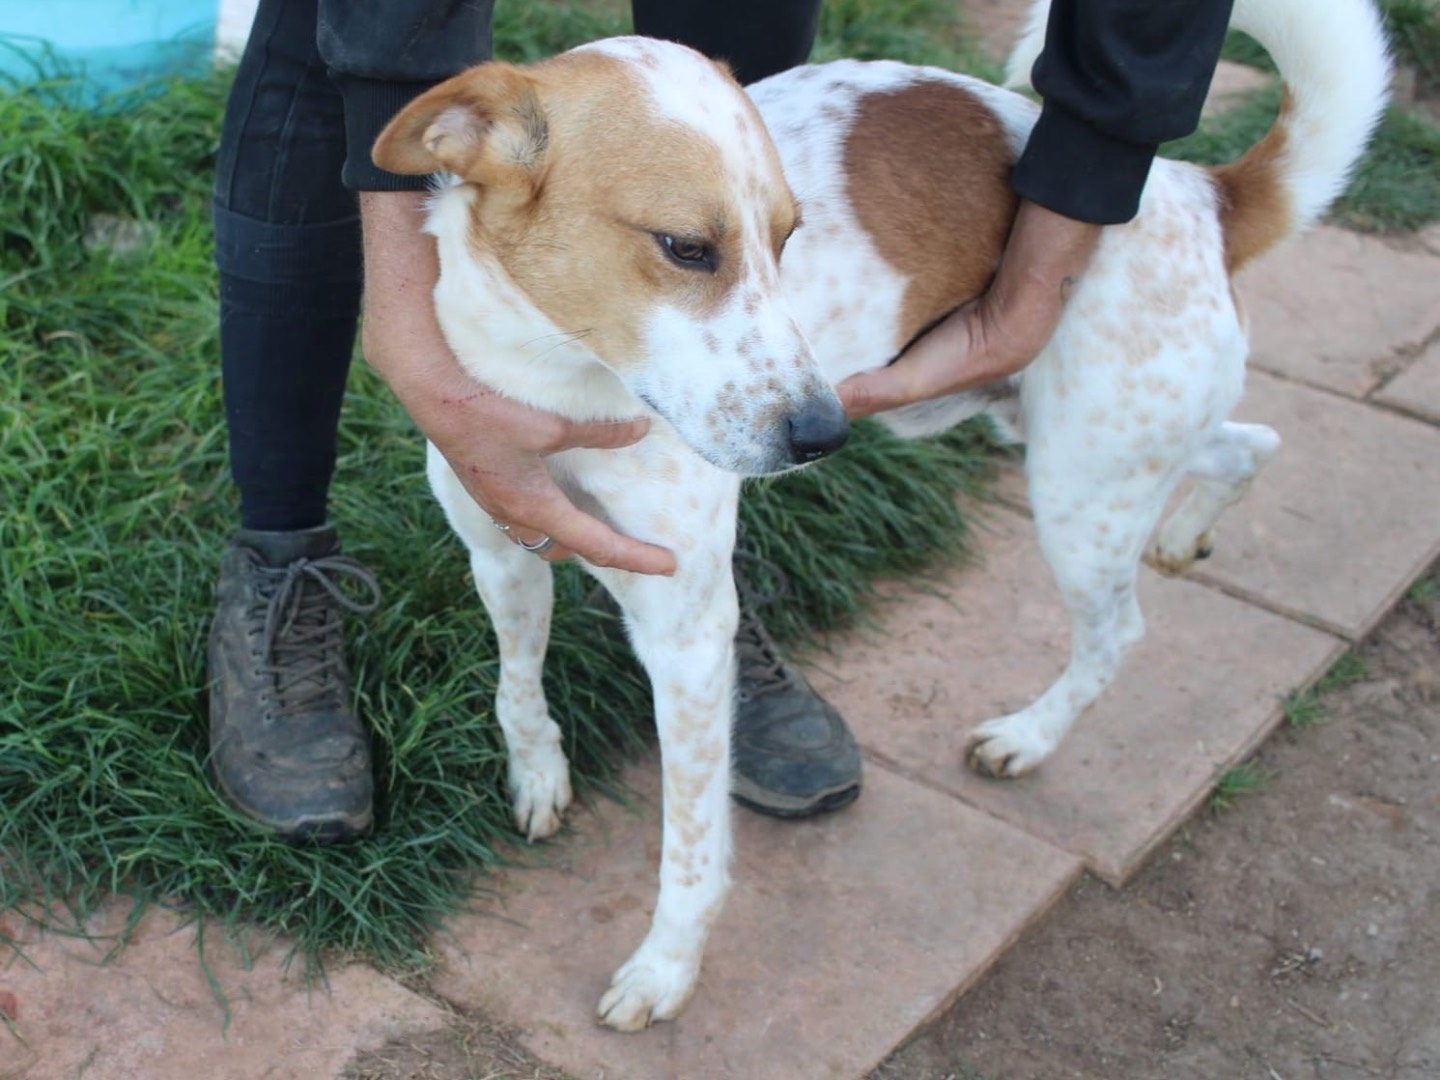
1010,0,1235,224
316,0,497,191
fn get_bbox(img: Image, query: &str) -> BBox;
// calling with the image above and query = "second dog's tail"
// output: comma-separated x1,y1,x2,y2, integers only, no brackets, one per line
1004,0,1392,272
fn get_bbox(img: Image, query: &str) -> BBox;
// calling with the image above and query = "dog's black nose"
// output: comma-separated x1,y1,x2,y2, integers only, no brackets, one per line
785,396,849,464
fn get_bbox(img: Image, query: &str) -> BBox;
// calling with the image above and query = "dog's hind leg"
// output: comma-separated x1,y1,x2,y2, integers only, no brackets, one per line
428,448,572,841
966,447,1176,779
590,549,739,1031
1147,421,1281,576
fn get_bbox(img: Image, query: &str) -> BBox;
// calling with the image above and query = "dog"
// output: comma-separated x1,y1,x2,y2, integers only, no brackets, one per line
370,0,1390,1030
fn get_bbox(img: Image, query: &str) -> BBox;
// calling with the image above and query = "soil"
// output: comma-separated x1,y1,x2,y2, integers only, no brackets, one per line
870,567,1440,1080
344,569,1439,1080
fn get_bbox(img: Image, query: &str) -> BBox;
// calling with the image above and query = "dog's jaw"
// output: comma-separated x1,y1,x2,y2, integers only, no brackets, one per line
427,181,645,423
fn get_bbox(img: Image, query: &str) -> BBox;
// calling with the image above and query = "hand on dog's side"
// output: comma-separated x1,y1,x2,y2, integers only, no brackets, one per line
358,192,677,576
838,201,1100,418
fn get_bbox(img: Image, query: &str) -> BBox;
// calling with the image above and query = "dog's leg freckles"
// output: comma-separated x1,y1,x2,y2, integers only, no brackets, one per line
426,447,575,840
589,528,738,1031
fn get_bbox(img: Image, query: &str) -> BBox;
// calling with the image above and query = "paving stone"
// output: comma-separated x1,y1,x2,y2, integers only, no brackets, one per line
1191,369,1440,637
807,508,1340,885
1201,60,1272,118
986,369,1440,638
1418,222,1440,257
430,760,1079,1080
1237,225,1440,397
1375,339,1440,425
0,905,444,1080
953,0,1033,61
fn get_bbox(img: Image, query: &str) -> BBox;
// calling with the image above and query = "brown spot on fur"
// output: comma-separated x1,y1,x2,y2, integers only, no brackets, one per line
1211,89,1295,275
844,79,1017,346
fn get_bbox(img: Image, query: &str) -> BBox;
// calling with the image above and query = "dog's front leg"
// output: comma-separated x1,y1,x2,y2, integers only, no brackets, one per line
591,554,738,1031
427,446,572,840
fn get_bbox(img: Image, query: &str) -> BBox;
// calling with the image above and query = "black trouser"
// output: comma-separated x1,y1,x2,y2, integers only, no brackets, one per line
213,0,822,532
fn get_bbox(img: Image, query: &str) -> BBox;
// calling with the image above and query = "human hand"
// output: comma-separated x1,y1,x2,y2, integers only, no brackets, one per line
837,200,1102,419
358,191,677,576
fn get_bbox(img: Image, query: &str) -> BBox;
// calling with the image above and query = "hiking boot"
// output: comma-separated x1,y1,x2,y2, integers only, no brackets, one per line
207,525,381,841
729,550,862,819
585,548,863,819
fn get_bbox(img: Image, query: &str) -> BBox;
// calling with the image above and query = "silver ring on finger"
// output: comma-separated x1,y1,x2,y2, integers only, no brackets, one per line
490,518,511,534
518,534,555,555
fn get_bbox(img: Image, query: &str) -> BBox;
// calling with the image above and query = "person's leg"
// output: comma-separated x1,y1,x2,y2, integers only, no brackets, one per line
631,0,822,85
630,0,862,819
214,0,361,532
207,0,375,840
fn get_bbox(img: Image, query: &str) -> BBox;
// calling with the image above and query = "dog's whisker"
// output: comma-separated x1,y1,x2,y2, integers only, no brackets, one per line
525,328,594,362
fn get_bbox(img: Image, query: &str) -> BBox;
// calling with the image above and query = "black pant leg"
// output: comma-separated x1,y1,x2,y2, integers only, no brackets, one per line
212,0,362,532
631,0,823,85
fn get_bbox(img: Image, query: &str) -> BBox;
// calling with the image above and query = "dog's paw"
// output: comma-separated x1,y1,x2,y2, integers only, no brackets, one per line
596,946,700,1032
508,746,573,841
965,715,1057,779
1144,529,1215,578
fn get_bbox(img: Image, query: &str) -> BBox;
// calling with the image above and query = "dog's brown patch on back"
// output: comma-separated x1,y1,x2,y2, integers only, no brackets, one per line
1211,89,1295,275
844,80,1017,345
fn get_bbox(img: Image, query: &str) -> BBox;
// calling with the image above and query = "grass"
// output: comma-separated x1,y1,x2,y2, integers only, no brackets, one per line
1210,760,1270,812
1383,0,1440,93
0,0,990,978
1407,573,1440,606
1283,688,1329,729
1283,651,1371,728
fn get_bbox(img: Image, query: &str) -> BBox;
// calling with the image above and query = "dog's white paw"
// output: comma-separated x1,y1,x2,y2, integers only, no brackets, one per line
508,746,573,841
1145,527,1215,578
596,945,700,1032
965,714,1058,779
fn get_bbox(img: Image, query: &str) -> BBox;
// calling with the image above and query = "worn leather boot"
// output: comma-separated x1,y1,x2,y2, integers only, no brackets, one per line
728,552,862,818
587,547,862,818
207,525,380,841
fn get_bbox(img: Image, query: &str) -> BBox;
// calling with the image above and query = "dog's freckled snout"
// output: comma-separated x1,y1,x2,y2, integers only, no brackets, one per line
785,396,849,463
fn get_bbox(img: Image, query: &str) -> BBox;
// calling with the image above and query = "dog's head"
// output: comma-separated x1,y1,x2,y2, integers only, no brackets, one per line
373,37,847,475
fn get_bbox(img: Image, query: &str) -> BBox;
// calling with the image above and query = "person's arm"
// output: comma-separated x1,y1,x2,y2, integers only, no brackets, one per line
839,0,1233,417
316,4,676,574
839,200,1099,417
360,192,676,574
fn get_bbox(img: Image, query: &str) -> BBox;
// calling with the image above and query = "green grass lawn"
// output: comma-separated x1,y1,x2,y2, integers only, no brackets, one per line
3,0,1437,977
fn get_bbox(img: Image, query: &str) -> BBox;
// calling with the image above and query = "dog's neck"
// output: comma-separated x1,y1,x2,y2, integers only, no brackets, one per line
425,183,643,423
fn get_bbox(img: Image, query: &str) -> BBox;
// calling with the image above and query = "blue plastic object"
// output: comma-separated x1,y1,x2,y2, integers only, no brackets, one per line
0,0,218,95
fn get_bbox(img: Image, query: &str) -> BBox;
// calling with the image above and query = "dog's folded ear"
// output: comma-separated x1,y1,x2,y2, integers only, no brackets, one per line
372,64,549,189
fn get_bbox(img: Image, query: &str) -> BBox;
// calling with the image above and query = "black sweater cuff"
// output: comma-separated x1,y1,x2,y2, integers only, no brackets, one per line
335,77,440,192
1011,101,1158,225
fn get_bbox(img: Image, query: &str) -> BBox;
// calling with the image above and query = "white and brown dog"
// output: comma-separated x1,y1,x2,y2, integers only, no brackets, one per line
371,0,1390,1031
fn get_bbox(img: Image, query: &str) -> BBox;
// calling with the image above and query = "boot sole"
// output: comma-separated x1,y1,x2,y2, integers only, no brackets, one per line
730,778,861,820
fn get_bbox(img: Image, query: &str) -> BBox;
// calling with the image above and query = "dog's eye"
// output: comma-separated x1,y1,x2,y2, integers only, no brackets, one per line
657,234,716,271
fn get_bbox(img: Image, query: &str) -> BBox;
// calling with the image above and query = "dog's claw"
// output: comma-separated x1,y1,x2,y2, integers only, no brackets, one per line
965,715,1056,779
508,748,573,841
597,947,700,1032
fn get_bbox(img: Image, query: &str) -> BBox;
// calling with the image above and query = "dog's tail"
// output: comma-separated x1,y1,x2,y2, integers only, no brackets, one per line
1003,0,1392,273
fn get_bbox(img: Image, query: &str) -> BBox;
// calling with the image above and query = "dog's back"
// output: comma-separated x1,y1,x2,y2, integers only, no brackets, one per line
751,0,1392,436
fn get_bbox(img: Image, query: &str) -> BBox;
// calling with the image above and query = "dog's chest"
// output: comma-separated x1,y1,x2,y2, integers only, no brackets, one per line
550,422,741,555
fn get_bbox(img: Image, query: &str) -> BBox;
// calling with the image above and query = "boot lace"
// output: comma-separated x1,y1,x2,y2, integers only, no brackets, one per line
250,555,382,719
733,548,798,702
